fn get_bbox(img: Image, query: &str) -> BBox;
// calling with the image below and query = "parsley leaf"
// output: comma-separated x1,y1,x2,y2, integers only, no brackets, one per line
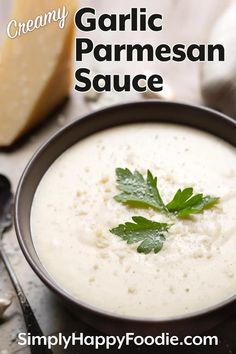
111,169,220,254
166,188,220,218
114,168,219,218
110,216,171,254
114,168,166,212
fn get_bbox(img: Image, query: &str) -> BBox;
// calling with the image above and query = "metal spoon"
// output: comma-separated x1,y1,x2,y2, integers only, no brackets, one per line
0,174,53,354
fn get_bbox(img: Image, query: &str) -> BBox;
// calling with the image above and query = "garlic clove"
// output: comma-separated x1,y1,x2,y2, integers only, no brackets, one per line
142,80,175,101
0,298,12,318
84,88,101,102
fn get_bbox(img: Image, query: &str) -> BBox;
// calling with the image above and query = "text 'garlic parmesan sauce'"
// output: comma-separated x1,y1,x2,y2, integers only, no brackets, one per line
31,124,236,318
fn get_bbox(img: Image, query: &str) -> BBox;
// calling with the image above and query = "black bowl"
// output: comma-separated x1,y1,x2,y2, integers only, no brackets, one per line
14,101,236,336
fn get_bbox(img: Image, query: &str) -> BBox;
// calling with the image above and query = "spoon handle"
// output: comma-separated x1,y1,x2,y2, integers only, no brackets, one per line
0,243,53,354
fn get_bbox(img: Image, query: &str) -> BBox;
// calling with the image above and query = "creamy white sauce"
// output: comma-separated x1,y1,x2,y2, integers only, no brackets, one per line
31,123,236,318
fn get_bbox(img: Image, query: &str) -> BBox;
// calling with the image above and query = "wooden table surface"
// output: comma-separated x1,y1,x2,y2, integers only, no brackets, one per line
0,0,233,353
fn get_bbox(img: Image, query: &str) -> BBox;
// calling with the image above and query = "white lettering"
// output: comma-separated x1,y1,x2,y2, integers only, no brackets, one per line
7,6,68,39
7,19,18,39
17,333,27,346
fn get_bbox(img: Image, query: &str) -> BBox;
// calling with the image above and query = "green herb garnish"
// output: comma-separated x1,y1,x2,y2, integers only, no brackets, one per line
114,168,166,211
110,168,220,254
114,168,219,218
110,216,171,254
166,188,219,218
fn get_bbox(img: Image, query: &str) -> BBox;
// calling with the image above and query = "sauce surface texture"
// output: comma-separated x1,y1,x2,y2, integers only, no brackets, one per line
31,124,236,318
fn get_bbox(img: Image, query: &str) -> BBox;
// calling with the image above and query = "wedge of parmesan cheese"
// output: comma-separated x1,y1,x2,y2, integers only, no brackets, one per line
0,0,76,146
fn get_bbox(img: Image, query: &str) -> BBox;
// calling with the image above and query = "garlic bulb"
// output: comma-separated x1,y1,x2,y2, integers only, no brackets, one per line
201,2,236,119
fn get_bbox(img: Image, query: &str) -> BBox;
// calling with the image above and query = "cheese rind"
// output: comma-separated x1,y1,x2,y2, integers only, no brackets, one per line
0,0,76,146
